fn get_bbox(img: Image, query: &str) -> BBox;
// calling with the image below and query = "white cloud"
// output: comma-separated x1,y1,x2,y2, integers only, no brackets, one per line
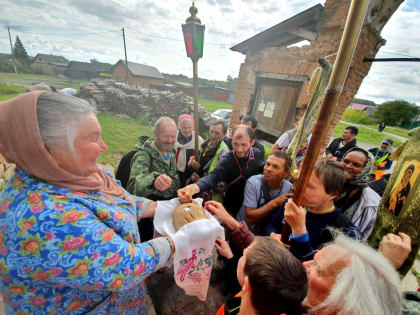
0,0,418,105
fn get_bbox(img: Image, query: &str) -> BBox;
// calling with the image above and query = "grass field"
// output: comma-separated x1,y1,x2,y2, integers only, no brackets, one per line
0,83,27,101
0,72,88,89
97,113,153,170
383,126,410,138
199,97,232,112
332,122,402,147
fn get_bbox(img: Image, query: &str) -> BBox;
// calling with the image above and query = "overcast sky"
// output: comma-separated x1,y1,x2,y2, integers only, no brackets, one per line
0,0,419,105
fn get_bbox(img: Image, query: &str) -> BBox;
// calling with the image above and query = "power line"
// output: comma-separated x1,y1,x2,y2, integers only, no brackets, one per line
380,50,419,59
11,28,121,36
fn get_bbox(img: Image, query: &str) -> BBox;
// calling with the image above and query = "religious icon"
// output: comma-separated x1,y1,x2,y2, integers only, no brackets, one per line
385,160,419,217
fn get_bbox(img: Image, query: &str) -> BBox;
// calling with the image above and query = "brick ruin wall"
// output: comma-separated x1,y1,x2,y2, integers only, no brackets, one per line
232,0,395,150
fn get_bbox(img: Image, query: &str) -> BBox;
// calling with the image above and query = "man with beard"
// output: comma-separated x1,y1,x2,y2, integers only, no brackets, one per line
178,125,264,217
127,117,180,240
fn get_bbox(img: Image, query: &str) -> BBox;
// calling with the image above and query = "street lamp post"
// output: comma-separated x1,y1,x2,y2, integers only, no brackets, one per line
182,2,205,160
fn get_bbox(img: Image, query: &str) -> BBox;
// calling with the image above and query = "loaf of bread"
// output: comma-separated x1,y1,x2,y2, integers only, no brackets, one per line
172,202,208,231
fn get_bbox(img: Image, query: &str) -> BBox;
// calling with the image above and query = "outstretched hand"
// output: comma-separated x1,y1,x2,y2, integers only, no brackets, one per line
215,238,233,259
204,201,240,231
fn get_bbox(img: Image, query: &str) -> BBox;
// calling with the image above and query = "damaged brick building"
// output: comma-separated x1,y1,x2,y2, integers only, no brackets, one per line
230,0,403,143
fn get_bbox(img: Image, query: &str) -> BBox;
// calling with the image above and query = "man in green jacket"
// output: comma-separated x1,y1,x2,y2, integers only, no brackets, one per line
127,117,180,200
127,117,180,240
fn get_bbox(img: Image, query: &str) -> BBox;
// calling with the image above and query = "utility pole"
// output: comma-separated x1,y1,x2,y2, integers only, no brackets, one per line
122,27,128,85
7,27,18,75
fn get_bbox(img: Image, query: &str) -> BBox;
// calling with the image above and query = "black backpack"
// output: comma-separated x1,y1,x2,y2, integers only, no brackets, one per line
115,136,150,189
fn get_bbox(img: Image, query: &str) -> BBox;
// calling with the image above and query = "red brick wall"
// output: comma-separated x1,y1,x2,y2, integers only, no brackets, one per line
232,0,383,151
112,62,164,88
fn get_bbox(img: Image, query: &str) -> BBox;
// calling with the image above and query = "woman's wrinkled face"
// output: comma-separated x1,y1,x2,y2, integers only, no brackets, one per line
302,245,348,308
341,151,367,180
50,113,108,176
180,119,193,138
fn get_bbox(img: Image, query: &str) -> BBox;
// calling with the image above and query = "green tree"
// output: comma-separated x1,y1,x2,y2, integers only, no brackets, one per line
374,100,420,126
13,36,30,65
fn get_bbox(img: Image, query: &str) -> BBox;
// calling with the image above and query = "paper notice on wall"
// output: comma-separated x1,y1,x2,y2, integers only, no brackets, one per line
263,102,275,118
258,101,265,112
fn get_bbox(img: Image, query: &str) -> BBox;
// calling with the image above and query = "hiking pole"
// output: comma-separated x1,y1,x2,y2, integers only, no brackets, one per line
281,0,370,244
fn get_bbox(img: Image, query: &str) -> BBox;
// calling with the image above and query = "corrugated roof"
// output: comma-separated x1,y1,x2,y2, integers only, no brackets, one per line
114,60,163,79
351,103,376,111
231,4,323,54
33,53,69,66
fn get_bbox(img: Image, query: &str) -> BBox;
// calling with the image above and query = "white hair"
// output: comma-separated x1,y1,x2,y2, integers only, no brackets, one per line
154,116,176,135
36,92,95,154
311,233,402,315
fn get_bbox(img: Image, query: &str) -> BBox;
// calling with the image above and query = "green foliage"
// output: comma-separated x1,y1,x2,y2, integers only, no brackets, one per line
374,100,420,126
13,36,30,65
332,122,402,147
198,97,232,112
342,109,374,124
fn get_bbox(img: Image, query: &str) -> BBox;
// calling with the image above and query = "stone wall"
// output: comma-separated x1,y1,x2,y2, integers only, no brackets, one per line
78,80,215,135
232,0,403,150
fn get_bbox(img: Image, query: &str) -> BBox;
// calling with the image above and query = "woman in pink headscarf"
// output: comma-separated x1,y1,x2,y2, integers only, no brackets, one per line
0,92,176,314
175,114,203,187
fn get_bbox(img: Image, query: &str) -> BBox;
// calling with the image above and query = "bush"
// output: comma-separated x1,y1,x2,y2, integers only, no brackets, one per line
342,109,374,124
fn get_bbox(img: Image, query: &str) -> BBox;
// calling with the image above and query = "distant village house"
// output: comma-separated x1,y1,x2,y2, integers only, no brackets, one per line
65,61,111,80
198,86,234,103
348,103,376,116
112,60,164,88
31,54,69,76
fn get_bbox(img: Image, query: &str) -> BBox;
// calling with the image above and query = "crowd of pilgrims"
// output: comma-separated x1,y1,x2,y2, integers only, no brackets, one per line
0,92,414,315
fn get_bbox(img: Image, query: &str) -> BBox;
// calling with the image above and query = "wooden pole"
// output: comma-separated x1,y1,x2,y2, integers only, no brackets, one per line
122,27,129,84
281,0,370,243
193,58,200,160
7,27,18,75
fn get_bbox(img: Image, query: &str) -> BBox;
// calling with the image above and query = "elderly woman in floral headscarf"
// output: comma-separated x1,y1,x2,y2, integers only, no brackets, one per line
335,147,381,238
0,92,178,314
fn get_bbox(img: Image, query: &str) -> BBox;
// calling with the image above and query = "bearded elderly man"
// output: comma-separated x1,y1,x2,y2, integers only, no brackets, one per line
128,117,180,241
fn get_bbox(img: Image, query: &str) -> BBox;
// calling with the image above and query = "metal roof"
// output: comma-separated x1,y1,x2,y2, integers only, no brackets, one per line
230,4,323,55
114,60,163,79
32,53,69,66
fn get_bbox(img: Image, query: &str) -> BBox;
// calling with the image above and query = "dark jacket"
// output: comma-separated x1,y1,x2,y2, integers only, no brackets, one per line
266,202,360,261
197,148,264,216
325,138,357,161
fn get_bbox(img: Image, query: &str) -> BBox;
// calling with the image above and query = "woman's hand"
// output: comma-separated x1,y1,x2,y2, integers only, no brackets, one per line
215,238,233,259
205,201,240,231
141,201,157,218
284,199,307,236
